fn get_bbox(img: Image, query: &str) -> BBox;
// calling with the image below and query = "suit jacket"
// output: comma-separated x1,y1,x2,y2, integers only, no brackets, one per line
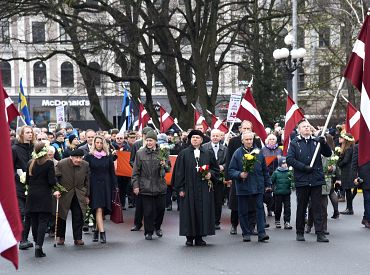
202,141,227,184
79,143,92,157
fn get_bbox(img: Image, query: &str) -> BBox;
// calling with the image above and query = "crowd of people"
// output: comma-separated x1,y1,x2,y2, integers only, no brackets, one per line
10,119,369,257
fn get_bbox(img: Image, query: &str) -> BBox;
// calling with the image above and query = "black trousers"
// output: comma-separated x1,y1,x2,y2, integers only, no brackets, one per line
57,195,84,240
30,212,50,247
345,189,354,211
166,186,173,208
308,195,328,231
329,187,338,214
296,185,323,234
274,194,291,223
230,197,256,228
18,196,31,242
214,182,225,225
117,176,131,208
134,194,143,228
141,195,166,235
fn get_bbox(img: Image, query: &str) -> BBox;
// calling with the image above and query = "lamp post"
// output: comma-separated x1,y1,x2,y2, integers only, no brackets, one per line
273,34,306,102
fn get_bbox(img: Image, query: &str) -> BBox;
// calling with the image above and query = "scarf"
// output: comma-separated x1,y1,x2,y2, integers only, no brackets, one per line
93,150,107,159
266,143,278,150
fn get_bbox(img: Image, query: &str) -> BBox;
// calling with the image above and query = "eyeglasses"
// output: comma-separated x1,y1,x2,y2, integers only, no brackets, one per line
38,138,48,141
116,137,124,140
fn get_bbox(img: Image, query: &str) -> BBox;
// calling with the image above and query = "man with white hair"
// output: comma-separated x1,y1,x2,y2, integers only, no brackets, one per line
203,129,227,230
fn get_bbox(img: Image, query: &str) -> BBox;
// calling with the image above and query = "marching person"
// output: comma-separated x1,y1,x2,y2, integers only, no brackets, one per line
25,142,57,257
228,131,271,242
287,120,332,242
85,136,117,243
12,125,35,250
132,130,170,240
203,129,227,230
55,149,90,246
173,129,220,246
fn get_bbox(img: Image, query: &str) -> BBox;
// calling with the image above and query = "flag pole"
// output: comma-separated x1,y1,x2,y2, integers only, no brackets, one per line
224,76,254,145
309,77,345,167
340,93,350,103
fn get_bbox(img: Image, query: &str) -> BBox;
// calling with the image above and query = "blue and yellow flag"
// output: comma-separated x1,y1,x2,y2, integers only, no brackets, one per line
19,78,32,125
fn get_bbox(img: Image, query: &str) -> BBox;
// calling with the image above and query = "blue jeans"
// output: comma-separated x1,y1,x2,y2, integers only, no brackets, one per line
238,193,265,236
363,189,370,221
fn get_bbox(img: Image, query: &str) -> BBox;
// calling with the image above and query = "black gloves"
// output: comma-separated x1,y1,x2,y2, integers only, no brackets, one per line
304,165,314,173
317,136,326,144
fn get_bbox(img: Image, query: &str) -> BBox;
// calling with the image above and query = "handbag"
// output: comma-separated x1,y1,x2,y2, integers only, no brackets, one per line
110,188,124,224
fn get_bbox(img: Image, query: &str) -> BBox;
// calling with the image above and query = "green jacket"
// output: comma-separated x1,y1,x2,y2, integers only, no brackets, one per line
271,168,294,195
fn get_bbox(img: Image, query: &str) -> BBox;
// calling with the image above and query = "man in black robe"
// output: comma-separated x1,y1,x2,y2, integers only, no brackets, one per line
173,130,220,246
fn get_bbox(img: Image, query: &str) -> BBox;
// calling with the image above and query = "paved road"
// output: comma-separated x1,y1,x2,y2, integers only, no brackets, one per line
1,192,370,275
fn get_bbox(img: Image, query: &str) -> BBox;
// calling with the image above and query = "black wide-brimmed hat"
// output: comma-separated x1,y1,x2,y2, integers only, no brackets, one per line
188,130,204,140
70,149,84,157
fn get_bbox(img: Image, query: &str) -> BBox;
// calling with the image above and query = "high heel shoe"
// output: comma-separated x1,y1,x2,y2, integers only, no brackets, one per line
100,232,106,244
92,230,99,242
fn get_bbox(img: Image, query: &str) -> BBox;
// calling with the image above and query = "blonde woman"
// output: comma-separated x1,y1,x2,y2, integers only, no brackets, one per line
85,136,117,243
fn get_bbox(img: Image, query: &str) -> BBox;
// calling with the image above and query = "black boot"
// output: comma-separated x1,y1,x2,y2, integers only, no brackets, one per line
35,246,46,258
92,230,99,242
317,233,329,243
100,232,106,244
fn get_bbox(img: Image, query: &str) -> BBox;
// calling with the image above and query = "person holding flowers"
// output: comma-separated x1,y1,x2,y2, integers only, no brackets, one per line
228,131,272,242
132,130,171,240
173,129,220,246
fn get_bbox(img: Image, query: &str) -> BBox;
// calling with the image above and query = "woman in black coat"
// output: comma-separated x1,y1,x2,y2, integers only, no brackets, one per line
337,133,355,215
85,136,117,244
25,142,57,257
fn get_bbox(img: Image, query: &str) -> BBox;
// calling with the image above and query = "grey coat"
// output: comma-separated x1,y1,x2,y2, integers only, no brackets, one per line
55,158,90,220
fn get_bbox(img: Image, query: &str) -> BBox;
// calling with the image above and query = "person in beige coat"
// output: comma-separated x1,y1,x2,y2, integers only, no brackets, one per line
54,149,90,245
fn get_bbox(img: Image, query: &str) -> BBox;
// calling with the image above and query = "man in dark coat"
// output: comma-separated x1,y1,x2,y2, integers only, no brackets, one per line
202,129,227,230
287,120,332,242
54,149,90,245
229,131,271,242
225,120,262,235
352,144,370,228
173,130,220,246
12,125,34,250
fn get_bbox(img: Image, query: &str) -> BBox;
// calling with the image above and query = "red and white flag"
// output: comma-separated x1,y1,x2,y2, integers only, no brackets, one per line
208,111,228,133
138,103,150,132
343,12,370,166
2,87,20,125
0,78,23,269
194,108,210,130
345,102,360,142
159,105,174,133
235,86,267,142
283,95,305,156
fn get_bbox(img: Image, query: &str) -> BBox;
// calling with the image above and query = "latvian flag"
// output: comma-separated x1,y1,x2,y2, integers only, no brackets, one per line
194,108,210,130
235,86,267,142
2,87,19,125
345,102,360,142
159,105,174,133
343,11,370,166
208,110,229,133
138,103,150,132
0,78,23,269
283,95,305,156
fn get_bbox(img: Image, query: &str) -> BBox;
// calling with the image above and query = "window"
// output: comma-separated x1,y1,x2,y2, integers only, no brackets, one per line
0,20,10,44
297,27,305,48
206,64,213,86
33,61,47,87
238,66,249,85
318,27,330,47
32,22,46,43
0,61,11,86
155,61,165,86
61,61,74,87
297,67,305,90
318,65,330,89
88,62,101,87
59,25,70,44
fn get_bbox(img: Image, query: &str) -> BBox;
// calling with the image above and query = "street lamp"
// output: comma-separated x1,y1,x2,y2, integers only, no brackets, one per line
273,33,306,100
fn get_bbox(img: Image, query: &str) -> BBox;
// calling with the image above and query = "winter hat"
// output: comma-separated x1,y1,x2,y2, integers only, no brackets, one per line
145,130,157,141
69,149,84,157
55,131,64,138
68,134,77,144
157,133,168,145
188,129,204,140
278,157,287,167
142,127,153,136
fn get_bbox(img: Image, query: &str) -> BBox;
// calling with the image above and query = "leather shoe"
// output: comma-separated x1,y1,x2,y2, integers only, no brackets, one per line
340,209,354,215
230,226,237,235
215,224,221,230
195,237,206,246
296,234,305,241
155,229,163,237
331,212,339,219
74,240,84,246
364,220,370,229
131,225,141,231
242,235,251,242
185,240,193,246
19,240,33,250
145,234,153,240
317,233,329,242
258,233,269,242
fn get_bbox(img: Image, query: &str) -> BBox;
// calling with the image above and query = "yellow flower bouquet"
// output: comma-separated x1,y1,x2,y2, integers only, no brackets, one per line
242,149,260,172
